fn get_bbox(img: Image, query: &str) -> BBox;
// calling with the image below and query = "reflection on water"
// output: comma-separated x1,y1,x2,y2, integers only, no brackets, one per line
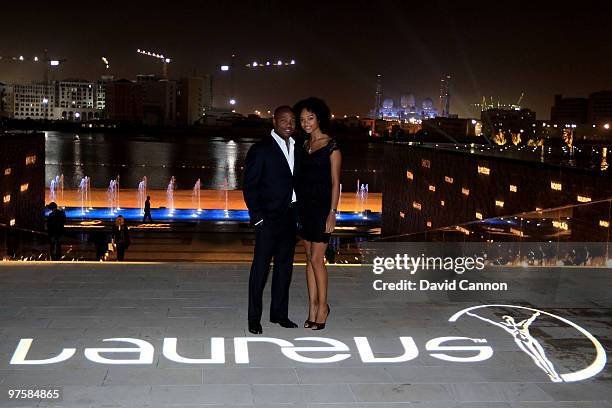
44,131,385,192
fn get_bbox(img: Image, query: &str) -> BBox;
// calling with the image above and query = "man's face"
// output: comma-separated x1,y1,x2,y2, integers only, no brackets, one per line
273,110,296,139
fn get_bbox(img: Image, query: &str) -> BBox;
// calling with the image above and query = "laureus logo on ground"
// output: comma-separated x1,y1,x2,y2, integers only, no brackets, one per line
450,305,607,383
8,305,606,382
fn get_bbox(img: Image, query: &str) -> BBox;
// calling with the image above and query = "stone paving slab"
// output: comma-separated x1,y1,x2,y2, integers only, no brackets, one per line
0,263,610,407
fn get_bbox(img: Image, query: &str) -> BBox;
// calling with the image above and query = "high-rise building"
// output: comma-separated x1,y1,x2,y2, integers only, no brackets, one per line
550,94,588,125
588,90,612,126
96,75,114,113
106,79,143,124
481,108,536,138
138,75,177,126
374,74,382,119
0,83,14,118
54,80,97,121
12,83,55,120
439,74,451,117
177,77,208,126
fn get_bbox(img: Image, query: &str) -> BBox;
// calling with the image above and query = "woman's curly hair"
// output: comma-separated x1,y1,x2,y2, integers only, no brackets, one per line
293,97,331,134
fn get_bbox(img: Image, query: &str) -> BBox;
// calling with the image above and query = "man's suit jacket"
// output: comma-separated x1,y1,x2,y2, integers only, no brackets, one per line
243,135,301,225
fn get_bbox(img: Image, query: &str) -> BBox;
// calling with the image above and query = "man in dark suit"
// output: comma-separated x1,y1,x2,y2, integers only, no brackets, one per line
243,106,300,334
143,196,152,223
46,202,66,261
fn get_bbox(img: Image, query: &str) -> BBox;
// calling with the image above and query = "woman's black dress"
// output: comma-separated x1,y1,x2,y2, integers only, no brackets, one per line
297,137,340,243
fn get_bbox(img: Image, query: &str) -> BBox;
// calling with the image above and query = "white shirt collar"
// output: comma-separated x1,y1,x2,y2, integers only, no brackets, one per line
271,129,294,146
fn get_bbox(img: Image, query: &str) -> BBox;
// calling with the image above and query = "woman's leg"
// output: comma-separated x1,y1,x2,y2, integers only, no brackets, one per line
311,242,329,323
303,239,318,321
117,245,125,261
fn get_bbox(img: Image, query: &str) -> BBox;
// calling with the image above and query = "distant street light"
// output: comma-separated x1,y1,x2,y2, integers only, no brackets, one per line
604,123,610,130
220,65,229,71
229,99,237,106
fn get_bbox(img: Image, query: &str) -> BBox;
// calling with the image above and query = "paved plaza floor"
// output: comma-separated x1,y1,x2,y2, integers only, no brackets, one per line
0,262,610,407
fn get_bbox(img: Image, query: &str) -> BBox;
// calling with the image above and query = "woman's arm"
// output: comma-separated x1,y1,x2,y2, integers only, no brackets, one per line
325,149,342,233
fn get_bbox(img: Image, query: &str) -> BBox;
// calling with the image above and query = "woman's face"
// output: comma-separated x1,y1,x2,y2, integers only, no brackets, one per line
300,109,319,134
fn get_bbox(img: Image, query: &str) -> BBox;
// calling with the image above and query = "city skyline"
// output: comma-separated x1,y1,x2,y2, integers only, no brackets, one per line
1,1,611,118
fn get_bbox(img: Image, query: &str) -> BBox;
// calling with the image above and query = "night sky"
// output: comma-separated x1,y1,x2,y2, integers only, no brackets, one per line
2,1,611,119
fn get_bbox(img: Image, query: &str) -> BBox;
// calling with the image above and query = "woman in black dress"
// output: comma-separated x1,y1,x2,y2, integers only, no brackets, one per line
111,215,130,262
294,97,341,330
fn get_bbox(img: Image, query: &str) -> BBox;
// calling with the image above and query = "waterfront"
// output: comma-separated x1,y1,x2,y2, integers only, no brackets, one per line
44,131,386,192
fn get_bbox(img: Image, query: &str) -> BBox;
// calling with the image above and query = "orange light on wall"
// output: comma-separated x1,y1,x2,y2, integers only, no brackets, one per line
9,219,16,226
550,181,562,191
509,184,518,192
477,166,490,175
577,195,592,203
20,183,29,192
456,226,470,235
552,220,569,230
475,212,483,220
600,220,610,228
440,200,445,206
3,168,11,176
428,185,436,192
3,194,10,203
412,201,422,210
426,220,432,227
495,200,505,208
406,171,414,180
510,228,524,237
399,212,405,218
462,188,470,196
421,159,431,168
25,155,37,165
444,176,454,184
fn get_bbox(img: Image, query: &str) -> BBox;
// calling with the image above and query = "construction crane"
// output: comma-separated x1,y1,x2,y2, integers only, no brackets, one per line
0,49,66,83
137,49,171,78
511,92,525,110
219,53,297,107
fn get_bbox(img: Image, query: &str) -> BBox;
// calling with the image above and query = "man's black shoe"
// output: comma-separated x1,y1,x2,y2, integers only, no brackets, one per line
270,318,298,328
248,321,263,334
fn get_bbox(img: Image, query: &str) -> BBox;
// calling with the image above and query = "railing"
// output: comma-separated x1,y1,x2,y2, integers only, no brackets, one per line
373,198,612,267
0,223,50,261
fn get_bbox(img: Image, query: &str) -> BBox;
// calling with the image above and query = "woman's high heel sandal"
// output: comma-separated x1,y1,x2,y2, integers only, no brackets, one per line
311,304,331,331
304,319,315,329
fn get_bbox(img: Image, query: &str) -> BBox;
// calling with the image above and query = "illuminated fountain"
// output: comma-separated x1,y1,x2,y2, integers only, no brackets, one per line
50,177,58,203
77,176,90,215
358,183,369,213
224,177,229,215
107,177,120,214
49,175,64,206
166,176,176,212
59,175,64,206
192,178,202,214
137,176,147,214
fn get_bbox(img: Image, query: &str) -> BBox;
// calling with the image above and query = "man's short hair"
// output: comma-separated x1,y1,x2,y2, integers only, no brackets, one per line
274,105,294,118
48,202,58,210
